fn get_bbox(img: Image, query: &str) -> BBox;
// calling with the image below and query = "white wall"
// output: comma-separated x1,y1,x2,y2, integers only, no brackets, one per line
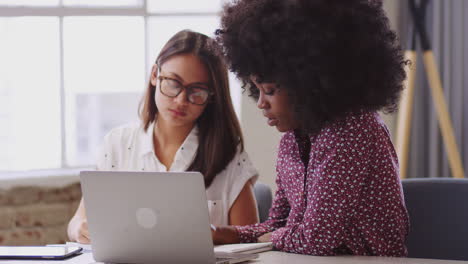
239,1,401,192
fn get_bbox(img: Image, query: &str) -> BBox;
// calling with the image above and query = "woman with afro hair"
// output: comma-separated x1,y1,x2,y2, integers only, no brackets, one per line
212,0,410,257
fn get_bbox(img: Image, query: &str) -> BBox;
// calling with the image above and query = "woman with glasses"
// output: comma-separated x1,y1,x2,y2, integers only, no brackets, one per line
68,30,259,244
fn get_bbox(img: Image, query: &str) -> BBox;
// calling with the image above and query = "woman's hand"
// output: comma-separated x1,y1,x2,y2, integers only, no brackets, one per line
68,217,91,244
257,232,272,243
211,225,240,245
67,198,91,244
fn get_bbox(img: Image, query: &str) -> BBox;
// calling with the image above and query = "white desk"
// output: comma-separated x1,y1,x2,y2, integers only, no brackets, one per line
4,251,468,264
257,251,468,264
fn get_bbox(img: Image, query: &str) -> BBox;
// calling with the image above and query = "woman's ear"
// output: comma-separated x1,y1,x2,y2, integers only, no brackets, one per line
150,64,158,86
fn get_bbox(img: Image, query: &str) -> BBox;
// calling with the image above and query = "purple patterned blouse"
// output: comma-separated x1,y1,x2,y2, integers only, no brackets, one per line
235,111,409,256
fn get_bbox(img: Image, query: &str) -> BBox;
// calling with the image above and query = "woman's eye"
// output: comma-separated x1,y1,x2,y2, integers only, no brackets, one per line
264,89,275,95
262,83,277,95
167,79,181,88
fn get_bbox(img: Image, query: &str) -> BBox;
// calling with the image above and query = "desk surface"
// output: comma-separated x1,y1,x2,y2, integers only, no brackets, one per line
4,251,468,264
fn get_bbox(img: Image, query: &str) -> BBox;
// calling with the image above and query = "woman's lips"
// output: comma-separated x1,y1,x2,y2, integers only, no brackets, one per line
264,113,278,126
267,117,278,126
169,109,187,117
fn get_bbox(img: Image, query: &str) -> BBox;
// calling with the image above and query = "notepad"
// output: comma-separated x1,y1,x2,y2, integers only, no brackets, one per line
47,242,92,253
214,242,273,254
55,241,273,255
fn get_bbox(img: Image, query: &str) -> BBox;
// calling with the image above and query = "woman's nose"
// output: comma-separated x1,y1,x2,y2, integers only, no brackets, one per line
257,93,268,109
174,89,189,105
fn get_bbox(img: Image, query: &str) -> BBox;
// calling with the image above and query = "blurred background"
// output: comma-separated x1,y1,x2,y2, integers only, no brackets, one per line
0,0,467,188
0,0,467,246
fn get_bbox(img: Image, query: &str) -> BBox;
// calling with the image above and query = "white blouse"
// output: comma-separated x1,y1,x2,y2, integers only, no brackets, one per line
96,122,258,226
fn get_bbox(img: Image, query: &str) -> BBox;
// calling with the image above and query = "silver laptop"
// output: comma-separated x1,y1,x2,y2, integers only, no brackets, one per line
80,171,258,264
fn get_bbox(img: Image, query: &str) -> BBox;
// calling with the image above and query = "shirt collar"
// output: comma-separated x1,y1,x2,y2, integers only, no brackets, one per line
172,125,199,171
137,122,199,169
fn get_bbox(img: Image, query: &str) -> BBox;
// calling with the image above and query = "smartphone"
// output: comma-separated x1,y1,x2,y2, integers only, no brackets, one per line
0,246,82,260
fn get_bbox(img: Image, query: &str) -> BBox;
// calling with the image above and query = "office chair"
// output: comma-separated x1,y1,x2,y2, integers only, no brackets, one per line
402,178,468,260
253,182,273,223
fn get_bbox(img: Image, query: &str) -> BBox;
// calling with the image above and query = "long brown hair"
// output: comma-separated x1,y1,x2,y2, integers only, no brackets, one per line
139,30,243,187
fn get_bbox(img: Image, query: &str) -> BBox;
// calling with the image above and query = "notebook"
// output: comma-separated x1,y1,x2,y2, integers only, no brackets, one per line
80,171,259,264
215,242,273,254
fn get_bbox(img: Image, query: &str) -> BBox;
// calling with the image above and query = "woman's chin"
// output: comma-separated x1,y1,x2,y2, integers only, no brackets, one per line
275,122,297,133
159,113,194,127
275,125,289,133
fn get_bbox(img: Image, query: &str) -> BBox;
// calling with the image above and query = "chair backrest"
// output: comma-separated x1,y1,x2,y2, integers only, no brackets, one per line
402,178,468,260
253,182,273,223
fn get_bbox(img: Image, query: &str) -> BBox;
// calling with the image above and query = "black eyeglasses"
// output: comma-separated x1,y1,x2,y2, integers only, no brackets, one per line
158,76,213,105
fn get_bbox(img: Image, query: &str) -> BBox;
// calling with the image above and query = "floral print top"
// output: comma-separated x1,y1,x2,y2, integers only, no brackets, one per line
235,111,409,257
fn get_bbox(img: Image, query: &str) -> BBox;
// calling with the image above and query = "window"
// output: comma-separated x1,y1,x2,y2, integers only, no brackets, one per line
147,0,221,13
0,0,59,6
0,17,61,170
0,0,234,172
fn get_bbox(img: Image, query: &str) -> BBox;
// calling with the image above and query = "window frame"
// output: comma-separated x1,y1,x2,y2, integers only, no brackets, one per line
0,0,223,170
